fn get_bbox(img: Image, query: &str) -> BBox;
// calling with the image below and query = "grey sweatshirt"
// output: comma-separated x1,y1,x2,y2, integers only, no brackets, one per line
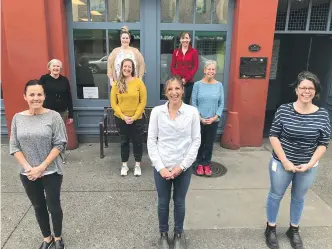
10,110,67,175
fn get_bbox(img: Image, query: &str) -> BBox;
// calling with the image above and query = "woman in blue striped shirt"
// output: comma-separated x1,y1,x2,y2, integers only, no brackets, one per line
192,60,224,176
265,71,331,249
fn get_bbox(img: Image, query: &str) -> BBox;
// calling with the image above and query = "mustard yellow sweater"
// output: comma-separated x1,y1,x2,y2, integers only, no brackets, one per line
111,78,147,120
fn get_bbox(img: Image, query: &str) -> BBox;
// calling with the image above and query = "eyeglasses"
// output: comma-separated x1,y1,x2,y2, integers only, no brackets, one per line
298,87,316,92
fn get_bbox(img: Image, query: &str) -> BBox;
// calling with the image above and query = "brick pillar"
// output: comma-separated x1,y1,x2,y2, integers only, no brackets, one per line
221,0,279,148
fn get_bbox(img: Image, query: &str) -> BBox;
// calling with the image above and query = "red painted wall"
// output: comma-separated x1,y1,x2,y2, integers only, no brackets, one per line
1,0,70,135
222,0,278,148
2,0,50,133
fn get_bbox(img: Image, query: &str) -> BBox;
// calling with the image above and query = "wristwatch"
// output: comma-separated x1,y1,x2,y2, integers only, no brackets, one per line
180,164,187,172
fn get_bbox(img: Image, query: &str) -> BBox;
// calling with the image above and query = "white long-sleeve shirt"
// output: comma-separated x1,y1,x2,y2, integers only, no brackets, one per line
147,102,201,172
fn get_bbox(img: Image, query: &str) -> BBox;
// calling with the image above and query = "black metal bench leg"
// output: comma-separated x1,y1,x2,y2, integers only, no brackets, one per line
104,133,108,148
99,123,105,159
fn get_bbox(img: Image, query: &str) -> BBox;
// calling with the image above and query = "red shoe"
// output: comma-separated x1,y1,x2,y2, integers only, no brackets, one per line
196,165,204,176
204,165,212,176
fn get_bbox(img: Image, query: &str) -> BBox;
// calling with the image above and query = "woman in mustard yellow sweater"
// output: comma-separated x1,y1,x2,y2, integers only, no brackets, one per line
111,58,147,176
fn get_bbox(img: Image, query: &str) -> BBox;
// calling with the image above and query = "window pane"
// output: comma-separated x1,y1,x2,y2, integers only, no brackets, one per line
160,31,193,99
196,0,211,24
73,30,108,99
107,0,122,22
90,0,106,22
213,0,228,24
309,0,330,31
194,31,227,83
179,0,194,23
161,0,176,23
108,30,141,52
288,0,309,31
275,0,288,31
125,0,140,22
108,30,141,80
72,0,88,22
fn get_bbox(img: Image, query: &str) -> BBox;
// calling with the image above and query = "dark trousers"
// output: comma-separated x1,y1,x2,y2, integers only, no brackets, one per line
20,173,63,237
154,167,192,233
196,121,219,166
183,82,194,105
115,116,143,162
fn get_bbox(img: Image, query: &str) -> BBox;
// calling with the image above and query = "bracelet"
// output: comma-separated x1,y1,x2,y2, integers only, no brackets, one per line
180,164,187,172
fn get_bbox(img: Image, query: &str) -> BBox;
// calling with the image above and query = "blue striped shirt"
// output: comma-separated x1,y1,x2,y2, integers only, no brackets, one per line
192,81,224,119
270,103,331,165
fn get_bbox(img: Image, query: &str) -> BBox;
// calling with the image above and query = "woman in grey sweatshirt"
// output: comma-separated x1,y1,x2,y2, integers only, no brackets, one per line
10,79,67,249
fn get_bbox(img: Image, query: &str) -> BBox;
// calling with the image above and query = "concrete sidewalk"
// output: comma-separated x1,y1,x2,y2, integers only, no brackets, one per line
1,141,332,249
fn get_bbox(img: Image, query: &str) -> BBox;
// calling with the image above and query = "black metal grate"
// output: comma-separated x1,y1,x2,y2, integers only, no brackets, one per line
288,0,310,31
309,1,330,31
275,0,289,31
193,162,228,178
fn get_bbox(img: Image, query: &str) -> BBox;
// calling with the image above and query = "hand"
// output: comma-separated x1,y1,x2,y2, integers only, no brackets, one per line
66,118,73,125
205,116,218,125
281,159,296,173
205,118,213,125
295,164,311,172
182,78,187,85
159,168,173,180
124,116,134,124
24,164,32,172
26,165,45,181
124,116,133,124
200,117,207,125
170,166,183,179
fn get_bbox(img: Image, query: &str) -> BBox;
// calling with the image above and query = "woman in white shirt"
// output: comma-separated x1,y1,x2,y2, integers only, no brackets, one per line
107,26,145,87
147,76,201,249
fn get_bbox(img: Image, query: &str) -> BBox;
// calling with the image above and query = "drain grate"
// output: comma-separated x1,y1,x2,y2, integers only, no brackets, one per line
193,162,228,178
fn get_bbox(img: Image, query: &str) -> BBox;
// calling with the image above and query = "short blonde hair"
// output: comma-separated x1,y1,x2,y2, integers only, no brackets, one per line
47,59,63,70
204,60,217,70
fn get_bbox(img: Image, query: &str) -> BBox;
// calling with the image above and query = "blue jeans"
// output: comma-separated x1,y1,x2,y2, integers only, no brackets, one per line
266,158,318,225
154,167,192,233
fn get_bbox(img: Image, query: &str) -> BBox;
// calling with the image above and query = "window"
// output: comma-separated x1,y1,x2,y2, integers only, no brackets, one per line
72,0,88,22
194,31,227,82
72,0,140,22
73,29,107,99
161,0,229,24
73,29,141,99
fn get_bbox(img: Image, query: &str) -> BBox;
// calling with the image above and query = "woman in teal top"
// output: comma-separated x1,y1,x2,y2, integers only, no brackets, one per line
192,60,224,176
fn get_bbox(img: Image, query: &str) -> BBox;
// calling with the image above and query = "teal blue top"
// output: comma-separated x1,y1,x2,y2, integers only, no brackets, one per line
192,81,224,119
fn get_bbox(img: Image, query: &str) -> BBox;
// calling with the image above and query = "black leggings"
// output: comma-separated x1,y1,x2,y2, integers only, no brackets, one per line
115,116,143,162
183,82,194,105
20,173,63,237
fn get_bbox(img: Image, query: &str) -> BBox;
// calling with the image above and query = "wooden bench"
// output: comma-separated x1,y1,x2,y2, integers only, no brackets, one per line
99,107,153,158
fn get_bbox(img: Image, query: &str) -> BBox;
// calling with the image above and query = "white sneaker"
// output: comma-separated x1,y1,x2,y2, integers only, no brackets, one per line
134,166,142,176
121,166,129,176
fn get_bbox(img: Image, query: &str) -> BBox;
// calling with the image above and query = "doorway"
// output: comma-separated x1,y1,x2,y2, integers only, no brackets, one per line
264,34,332,136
